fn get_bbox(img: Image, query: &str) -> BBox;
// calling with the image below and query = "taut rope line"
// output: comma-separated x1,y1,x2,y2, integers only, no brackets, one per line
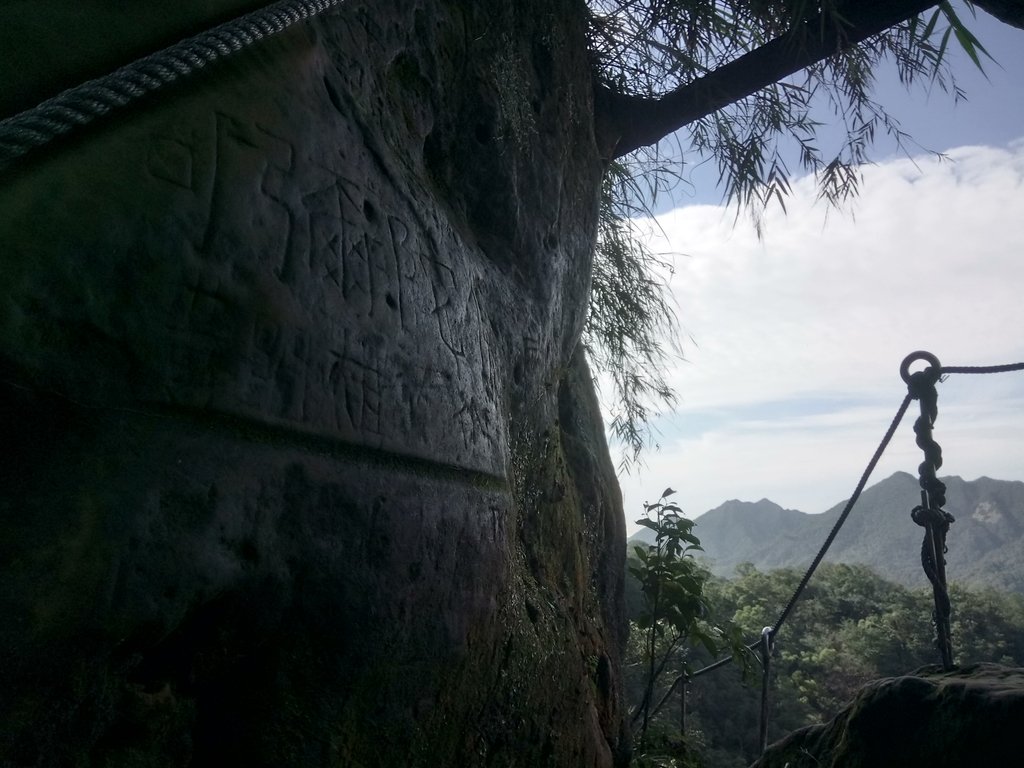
0,0,345,174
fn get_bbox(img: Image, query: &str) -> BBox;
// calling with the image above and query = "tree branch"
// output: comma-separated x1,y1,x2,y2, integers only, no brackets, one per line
598,0,939,159
974,0,1024,30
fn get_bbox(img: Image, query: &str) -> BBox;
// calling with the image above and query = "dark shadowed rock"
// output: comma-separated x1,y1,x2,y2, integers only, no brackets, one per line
0,1,627,765
754,664,1024,768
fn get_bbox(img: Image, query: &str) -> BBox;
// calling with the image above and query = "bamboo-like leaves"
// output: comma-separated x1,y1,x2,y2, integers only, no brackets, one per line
584,1,991,464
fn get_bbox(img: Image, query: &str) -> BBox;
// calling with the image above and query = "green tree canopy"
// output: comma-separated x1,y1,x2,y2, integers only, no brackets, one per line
694,563,1024,767
625,561,1024,767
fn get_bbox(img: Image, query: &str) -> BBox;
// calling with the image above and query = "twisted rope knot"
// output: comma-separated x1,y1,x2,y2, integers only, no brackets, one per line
906,368,939,416
900,351,955,669
902,355,947,507
911,504,955,533
917,471,947,508
913,504,954,622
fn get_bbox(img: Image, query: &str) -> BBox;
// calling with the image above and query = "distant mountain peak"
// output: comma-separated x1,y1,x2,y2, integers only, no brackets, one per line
680,473,1024,595
708,497,793,514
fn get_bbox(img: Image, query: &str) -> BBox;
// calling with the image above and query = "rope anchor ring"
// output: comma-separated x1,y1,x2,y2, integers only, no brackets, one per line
900,350,941,384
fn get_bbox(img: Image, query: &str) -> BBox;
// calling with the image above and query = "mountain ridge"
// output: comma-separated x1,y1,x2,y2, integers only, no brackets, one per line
628,472,1024,594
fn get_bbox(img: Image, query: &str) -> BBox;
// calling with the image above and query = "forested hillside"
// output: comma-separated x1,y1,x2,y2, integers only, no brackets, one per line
624,561,1024,768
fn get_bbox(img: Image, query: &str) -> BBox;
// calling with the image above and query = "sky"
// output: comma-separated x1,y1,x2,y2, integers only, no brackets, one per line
606,6,1024,533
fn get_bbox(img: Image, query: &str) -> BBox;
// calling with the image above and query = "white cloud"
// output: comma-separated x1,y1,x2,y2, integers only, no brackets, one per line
609,142,1024,531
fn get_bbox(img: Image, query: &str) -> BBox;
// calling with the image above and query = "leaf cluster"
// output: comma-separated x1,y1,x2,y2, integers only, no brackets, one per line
630,492,716,649
585,159,682,470
627,489,754,757
588,0,987,216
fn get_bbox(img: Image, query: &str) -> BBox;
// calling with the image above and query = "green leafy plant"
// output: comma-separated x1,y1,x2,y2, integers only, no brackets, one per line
628,488,753,758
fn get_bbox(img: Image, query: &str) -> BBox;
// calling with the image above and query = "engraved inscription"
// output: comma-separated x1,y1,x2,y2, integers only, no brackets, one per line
138,85,506,473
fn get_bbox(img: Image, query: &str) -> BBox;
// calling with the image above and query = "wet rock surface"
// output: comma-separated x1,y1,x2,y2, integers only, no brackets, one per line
0,1,627,765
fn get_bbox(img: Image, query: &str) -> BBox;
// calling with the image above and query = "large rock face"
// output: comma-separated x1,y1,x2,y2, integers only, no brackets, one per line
0,1,628,765
755,664,1024,768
